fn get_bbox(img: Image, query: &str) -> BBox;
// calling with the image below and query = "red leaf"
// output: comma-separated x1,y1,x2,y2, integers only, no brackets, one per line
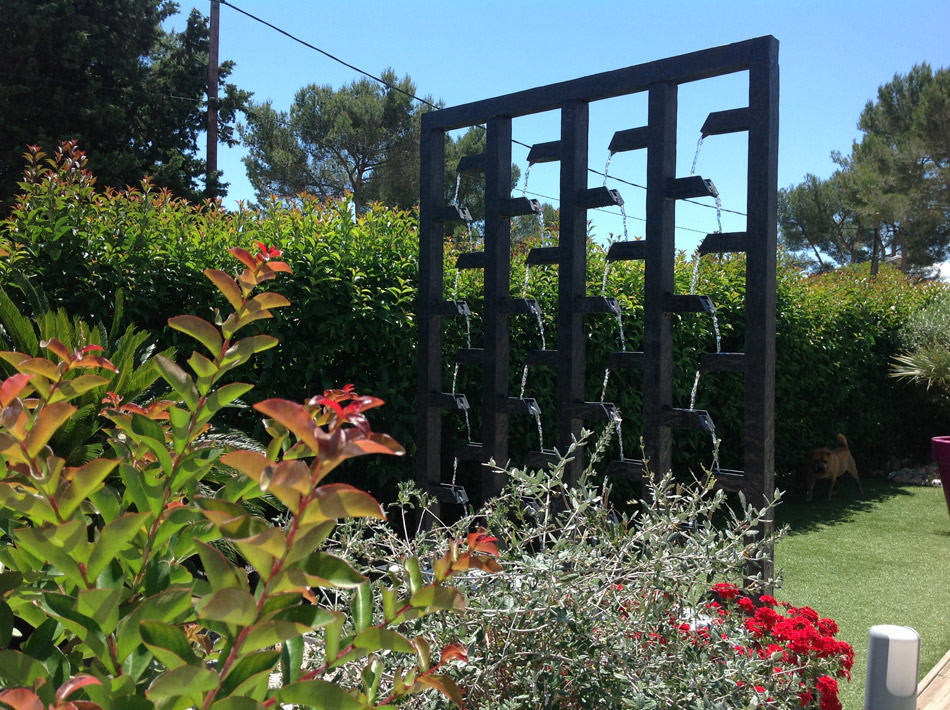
439,643,468,665
0,688,44,710
40,338,71,362
416,675,463,706
70,355,118,372
1,373,33,407
55,676,102,704
253,399,320,453
229,247,257,269
466,529,500,557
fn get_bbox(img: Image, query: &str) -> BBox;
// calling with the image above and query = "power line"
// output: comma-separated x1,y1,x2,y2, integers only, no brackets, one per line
216,0,439,110
217,0,747,220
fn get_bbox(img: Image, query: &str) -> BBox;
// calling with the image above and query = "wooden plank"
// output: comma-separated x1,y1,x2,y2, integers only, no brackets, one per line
918,648,950,710
423,36,775,130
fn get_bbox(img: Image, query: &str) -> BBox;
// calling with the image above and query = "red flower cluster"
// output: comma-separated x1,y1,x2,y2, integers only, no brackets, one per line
706,583,853,709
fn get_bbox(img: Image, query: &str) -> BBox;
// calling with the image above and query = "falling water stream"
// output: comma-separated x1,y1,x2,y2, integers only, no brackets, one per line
687,133,722,471
450,268,473,442
450,173,462,207
690,136,704,176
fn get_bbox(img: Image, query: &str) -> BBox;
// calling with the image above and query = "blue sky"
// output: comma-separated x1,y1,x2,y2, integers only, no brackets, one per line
171,0,950,252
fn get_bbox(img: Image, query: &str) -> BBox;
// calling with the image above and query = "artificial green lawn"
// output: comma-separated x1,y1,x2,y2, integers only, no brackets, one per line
774,476,950,710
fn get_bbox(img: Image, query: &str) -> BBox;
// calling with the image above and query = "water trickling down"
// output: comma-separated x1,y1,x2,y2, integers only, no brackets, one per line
521,162,533,197
450,173,462,207
449,267,473,442
690,135,705,176
614,415,625,462
714,195,723,234
601,261,611,296
600,367,612,403
603,150,614,187
534,409,545,451
519,364,530,399
689,249,702,294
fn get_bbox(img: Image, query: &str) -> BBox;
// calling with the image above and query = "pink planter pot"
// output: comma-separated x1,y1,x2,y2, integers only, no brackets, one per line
932,436,950,518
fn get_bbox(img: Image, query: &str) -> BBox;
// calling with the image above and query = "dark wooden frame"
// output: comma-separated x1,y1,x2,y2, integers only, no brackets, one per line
417,36,778,576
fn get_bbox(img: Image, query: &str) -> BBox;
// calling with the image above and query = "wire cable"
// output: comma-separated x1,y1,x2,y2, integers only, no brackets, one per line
217,0,747,220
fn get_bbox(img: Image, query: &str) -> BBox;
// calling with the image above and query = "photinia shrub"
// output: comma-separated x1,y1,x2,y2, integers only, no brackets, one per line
0,244,496,709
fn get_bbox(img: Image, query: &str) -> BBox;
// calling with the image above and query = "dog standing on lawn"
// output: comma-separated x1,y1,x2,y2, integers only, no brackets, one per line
805,434,863,502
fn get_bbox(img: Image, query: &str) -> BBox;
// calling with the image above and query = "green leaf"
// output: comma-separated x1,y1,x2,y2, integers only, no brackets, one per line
211,698,265,710
131,412,166,449
242,605,336,653
168,315,223,357
48,374,111,404
218,650,280,698
116,587,193,662
409,585,465,612
154,355,199,411
218,336,278,375
353,627,414,654
201,382,253,421
233,527,284,578
280,636,304,686
120,463,158,516
146,665,218,702
0,601,12,649
88,483,121,524
14,521,88,587
0,650,48,694
20,618,58,662
195,541,248,592
275,680,363,710
57,458,119,518
300,484,385,525
88,512,149,581
42,592,108,661
203,269,243,311
25,402,76,458
76,588,121,635
323,611,345,664
197,588,258,627
140,621,200,669
352,581,372,633
302,552,366,588
0,484,58,524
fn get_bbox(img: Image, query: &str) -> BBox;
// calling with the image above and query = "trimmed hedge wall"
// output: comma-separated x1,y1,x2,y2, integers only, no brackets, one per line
3,150,947,497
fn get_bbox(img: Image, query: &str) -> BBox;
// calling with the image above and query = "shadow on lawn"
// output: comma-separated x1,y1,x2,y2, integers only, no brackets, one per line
774,477,920,536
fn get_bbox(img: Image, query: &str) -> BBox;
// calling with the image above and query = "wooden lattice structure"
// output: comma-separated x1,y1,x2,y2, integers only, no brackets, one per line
417,36,779,574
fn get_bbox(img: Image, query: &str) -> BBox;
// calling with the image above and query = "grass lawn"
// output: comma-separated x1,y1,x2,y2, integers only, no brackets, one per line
774,476,950,710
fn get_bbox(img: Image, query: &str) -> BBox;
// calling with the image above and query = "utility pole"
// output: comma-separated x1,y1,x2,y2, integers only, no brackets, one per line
206,0,220,197
870,212,880,276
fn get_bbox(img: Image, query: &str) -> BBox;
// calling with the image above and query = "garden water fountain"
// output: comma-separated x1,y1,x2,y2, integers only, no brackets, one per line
417,36,778,578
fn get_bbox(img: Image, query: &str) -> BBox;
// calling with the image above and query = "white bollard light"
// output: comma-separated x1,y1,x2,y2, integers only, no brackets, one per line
865,625,920,710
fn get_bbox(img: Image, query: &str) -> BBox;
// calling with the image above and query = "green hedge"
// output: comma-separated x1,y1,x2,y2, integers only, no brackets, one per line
3,148,947,497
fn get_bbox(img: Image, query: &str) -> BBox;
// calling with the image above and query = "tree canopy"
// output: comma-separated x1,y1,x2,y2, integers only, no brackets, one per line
240,70,428,211
239,71,522,216
0,0,249,204
779,63,950,273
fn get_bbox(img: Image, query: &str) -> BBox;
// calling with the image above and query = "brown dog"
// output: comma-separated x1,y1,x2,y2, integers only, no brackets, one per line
805,434,863,502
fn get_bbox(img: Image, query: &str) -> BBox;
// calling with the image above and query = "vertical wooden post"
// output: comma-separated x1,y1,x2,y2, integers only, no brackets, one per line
206,0,220,196
558,100,589,486
482,117,514,498
642,82,678,478
417,122,447,519
745,37,779,583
